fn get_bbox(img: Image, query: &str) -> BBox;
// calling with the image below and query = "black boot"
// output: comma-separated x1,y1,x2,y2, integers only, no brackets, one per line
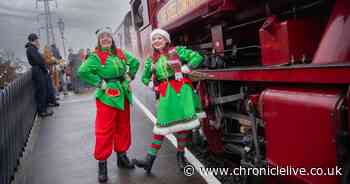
98,160,108,183
132,154,156,174
117,152,135,169
48,102,60,107
38,110,54,117
177,151,187,171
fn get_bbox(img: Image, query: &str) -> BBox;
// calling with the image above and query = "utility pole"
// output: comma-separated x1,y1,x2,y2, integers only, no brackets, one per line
57,18,67,59
36,0,58,46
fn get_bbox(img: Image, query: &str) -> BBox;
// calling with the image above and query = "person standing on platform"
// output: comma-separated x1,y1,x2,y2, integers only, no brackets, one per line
25,33,53,117
43,46,60,106
133,28,203,173
69,50,82,93
78,27,140,183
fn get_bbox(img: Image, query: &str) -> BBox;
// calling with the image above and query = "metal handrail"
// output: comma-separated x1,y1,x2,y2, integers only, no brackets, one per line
0,70,37,184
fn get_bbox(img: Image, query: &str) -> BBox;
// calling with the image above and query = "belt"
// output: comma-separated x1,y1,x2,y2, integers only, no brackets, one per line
103,76,124,82
159,76,175,82
159,75,190,82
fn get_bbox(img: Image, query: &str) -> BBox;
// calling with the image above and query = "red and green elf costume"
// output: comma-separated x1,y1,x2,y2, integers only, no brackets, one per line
78,47,139,160
141,46,203,156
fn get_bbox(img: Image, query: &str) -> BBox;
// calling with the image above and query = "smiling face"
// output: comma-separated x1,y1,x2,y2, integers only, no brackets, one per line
98,32,113,49
151,34,168,51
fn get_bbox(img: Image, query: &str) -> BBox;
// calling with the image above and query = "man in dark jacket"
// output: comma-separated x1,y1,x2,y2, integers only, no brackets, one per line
25,33,53,117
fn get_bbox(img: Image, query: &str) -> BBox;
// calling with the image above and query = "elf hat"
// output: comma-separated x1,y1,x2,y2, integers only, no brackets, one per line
95,27,113,37
150,28,171,43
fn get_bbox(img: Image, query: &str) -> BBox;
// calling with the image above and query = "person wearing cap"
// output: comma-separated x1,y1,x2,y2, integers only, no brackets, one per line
133,28,203,173
78,27,140,183
25,33,53,117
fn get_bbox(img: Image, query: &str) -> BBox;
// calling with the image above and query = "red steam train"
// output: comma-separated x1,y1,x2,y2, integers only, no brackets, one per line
115,0,350,183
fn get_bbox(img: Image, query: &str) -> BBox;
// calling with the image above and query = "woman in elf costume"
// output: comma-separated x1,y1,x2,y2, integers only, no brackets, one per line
78,27,140,183
133,28,203,173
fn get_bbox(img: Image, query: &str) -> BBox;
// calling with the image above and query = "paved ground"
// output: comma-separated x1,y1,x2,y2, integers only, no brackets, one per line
25,81,206,184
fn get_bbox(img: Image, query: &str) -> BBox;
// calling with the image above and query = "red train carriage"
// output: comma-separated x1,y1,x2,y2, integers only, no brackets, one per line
126,0,350,183
114,11,141,58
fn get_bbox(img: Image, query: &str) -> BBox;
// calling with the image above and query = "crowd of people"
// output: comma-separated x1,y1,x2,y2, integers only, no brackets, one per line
25,34,59,117
25,33,92,117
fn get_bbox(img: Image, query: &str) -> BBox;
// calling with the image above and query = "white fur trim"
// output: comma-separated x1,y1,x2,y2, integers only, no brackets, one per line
150,28,171,43
96,27,113,37
153,119,200,135
181,65,191,74
196,112,207,119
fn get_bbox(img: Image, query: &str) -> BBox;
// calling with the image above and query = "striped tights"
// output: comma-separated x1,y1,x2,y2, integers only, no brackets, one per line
147,130,192,156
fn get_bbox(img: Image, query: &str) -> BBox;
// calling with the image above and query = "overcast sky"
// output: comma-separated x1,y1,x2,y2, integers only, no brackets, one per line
0,0,130,60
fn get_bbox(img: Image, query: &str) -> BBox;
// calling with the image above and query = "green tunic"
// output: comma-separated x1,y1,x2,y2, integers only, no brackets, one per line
78,48,140,110
141,46,203,128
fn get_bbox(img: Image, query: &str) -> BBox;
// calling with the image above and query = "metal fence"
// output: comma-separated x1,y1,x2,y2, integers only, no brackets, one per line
0,70,37,184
